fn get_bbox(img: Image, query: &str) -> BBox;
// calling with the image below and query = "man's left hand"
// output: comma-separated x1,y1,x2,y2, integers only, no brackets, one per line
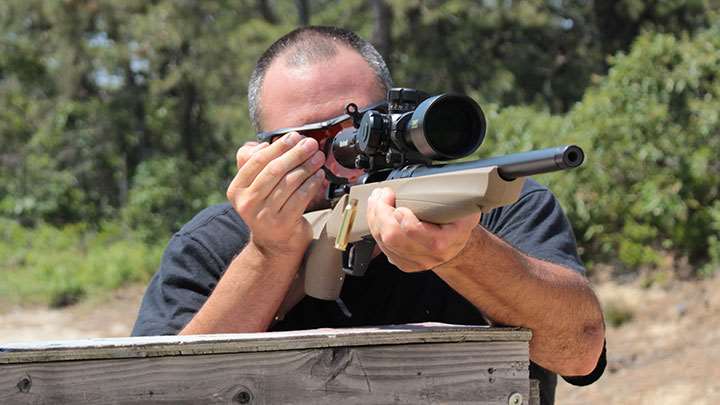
366,187,481,272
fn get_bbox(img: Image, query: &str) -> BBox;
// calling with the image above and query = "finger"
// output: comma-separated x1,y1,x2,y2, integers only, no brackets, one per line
371,198,407,249
236,141,265,171
394,207,427,231
432,213,482,246
367,188,403,242
250,137,321,201
377,240,426,271
377,187,396,207
226,168,255,216
279,169,325,219
366,188,388,241
371,188,401,234
392,207,446,249
236,132,304,188
440,212,482,231
267,150,326,211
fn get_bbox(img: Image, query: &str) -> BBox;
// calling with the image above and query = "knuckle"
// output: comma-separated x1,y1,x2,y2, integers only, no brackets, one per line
233,200,252,216
305,137,319,149
248,151,271,168
302,157,319,172
232,190,261,216
257,208,283,227
287,169,309,189
431,238,448,253
266,187,281,203
248,153,271,168
296,177,315,197
236,145,252,163
293,136,317,152
383,228,402,246
265,161,286,177
256,208,270,223
276,176,293,194
404,223,421,238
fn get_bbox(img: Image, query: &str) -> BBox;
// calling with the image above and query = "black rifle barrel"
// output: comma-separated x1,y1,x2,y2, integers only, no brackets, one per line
390,145,585,181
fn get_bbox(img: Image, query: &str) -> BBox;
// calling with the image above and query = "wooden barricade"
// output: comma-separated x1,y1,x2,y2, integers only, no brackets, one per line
0,323,538,404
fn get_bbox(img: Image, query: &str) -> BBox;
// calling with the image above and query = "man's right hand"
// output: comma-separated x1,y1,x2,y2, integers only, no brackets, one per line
226,132,326,256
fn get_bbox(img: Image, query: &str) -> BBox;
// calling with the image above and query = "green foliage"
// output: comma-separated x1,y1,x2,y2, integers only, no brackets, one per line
1,1,719,306
485,26,720,272
0,0,256,229
0,219,164,307
389,0,712,111
122,157,226,242
603,300,635,328
700,201,720,277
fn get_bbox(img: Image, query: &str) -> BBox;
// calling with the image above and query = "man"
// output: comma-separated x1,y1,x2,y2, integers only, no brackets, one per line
132,26,606,404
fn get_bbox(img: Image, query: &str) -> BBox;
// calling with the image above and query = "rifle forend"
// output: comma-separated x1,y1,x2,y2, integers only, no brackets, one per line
285,144,586,304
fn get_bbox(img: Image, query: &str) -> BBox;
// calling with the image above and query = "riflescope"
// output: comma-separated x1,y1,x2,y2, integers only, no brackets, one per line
330,88,486,171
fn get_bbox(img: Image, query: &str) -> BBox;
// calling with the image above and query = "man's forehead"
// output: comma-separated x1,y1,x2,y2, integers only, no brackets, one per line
282,38,338,68
259,47,384,131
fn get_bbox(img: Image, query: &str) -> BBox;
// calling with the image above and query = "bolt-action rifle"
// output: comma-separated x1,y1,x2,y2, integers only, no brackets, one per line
257,88,585,306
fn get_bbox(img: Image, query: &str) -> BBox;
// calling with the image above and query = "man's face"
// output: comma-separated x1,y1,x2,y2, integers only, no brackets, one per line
259,46,385,210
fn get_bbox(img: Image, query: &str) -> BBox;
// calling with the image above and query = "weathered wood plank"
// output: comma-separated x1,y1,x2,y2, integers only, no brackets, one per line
0,323,530,364
529,379,540,405
0,341,530,404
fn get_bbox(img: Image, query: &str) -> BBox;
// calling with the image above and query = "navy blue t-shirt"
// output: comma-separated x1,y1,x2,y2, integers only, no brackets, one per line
132,179,605,404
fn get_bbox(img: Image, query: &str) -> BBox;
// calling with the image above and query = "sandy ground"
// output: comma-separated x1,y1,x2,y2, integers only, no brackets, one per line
1,276,719,404
0,285,145,343
556,273,720,404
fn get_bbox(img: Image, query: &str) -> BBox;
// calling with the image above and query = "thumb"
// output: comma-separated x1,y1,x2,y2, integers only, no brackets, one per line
378,188,396,207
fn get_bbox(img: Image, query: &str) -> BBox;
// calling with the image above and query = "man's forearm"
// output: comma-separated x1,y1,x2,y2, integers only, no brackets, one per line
434,226,605,376
180,242,303,335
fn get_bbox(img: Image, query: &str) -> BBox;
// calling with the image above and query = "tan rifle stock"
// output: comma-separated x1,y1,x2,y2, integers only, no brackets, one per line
296,166,524,302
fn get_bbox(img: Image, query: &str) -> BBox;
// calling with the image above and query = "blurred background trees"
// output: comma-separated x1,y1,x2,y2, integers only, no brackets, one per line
1,0,718,306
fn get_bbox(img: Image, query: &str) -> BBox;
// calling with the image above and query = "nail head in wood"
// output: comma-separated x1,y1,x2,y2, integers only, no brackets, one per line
16,375,31,393
508,392,523,405
233,388,252,404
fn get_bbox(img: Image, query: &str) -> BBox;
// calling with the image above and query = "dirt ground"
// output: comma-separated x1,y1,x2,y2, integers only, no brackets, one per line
556,273,720,404
1,275,719,404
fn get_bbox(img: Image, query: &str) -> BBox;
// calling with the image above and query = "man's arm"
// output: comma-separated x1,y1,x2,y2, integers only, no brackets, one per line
180,241,305,334
366,187,605,377
182,133,325,334
434,227,605,376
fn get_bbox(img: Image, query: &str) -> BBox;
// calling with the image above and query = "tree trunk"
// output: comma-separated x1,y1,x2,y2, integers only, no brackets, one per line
180,80,199,162
370,0,393,68
257,0,279,24
295,0,310,26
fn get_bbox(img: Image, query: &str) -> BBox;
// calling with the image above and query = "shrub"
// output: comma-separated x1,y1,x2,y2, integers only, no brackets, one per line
603,300,635,328
0,218,164,307
122,157,226,242
484,26,720,273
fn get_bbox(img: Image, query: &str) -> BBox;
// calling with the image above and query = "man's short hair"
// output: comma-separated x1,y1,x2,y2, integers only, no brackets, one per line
248,26,393,131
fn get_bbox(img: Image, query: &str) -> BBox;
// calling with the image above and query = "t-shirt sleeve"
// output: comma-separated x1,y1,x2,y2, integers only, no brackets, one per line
484,182,606,386
562,340,607,386
485,185,585,275
131,234,223,336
